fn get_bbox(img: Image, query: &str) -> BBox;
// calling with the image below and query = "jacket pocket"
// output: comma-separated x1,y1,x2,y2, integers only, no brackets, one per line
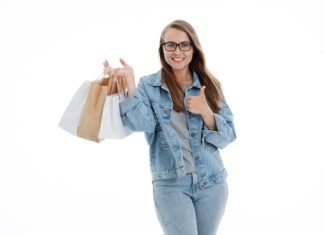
152,103,171,124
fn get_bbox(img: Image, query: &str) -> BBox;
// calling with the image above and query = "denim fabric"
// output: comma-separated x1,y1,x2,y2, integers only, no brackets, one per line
153,172,228,235
119,71,236,186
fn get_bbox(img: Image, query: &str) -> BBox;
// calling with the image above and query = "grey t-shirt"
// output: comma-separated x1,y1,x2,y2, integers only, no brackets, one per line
170,110,196,173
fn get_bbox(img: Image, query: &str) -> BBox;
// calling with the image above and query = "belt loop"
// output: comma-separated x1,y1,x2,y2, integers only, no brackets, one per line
192,172,198,185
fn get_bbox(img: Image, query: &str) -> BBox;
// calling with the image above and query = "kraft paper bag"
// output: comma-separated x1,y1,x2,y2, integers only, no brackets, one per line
77,80,108,143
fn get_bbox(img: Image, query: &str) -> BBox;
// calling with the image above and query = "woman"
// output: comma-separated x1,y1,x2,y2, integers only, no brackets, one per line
104,19,236,235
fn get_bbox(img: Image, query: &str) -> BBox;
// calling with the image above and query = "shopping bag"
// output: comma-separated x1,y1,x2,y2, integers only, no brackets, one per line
76,79,108,142
58,81,90,136
99,93,133,139
59,72,132,142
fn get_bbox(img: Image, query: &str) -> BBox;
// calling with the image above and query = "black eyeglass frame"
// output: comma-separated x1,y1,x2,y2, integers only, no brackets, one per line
161,41,192,52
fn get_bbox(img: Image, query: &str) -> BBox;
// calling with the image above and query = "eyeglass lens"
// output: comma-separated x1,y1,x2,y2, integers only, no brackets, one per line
163,41,191,51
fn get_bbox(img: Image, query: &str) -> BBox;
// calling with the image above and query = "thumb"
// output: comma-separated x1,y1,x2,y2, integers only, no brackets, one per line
200,86,206,97
119,58,128,67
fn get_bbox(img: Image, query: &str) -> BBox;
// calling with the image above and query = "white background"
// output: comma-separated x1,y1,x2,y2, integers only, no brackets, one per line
1,0,324,234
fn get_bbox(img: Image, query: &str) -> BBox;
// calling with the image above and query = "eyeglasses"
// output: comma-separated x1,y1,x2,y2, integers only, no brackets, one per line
161,41,192,52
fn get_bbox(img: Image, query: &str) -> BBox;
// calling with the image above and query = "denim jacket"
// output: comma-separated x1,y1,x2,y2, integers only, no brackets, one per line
119,71,236,188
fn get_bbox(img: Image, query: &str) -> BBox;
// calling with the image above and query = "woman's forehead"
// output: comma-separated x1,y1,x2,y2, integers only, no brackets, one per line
163,28,189,42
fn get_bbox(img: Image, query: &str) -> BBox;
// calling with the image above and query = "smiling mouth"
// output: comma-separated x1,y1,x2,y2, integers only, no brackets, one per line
172,58,184,62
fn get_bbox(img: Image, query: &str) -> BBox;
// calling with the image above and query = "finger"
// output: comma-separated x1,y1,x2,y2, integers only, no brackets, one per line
186,98,192,108
119,58,128,67
103,60,110,68
187,103,192,112
187,96,194,102
103,61,113,76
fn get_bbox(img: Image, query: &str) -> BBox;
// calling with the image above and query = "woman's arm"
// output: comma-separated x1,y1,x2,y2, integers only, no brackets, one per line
186,85,236,149
103,59,157,133
202,99,236,149
119,78,157,133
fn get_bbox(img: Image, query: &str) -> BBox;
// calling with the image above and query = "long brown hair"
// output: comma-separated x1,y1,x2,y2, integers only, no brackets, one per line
159,19,223,113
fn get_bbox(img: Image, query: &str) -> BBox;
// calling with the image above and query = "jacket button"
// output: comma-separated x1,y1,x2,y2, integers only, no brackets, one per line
191,133,196,137
195,156,200,161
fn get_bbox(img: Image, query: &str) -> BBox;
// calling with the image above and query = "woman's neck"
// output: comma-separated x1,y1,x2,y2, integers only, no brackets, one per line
173,70,192,84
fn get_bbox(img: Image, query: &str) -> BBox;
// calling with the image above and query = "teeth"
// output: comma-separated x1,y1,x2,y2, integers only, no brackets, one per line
173,58,183,61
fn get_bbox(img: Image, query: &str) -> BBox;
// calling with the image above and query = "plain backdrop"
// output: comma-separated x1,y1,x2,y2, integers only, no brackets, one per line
1,0,324,234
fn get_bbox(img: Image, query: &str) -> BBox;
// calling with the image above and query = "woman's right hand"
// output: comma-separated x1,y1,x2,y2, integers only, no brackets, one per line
117,58,136,96
102,59,136,96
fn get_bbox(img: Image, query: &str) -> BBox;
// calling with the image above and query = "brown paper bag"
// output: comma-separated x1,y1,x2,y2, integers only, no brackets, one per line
76,76,128,142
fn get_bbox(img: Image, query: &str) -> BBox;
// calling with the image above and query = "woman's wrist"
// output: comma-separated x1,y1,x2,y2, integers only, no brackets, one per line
201,106,213,119
127,80,136,96
201,107,216,131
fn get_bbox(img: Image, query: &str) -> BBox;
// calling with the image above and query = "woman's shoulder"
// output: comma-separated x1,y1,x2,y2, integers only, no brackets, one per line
139,70,161,86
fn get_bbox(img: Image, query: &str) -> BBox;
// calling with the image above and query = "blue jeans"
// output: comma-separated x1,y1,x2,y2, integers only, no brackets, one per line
153,172,228,235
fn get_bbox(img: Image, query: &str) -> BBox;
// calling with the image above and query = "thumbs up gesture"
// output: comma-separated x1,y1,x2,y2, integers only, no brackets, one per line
187,86,212,116
187,86,216,130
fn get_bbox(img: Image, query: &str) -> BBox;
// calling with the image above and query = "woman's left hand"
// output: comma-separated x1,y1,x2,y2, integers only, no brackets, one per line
187,86,216,130
187,86,211,115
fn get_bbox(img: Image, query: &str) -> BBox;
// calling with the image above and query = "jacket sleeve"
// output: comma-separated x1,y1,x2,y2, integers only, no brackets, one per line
119,78,157,133
202,99,236,149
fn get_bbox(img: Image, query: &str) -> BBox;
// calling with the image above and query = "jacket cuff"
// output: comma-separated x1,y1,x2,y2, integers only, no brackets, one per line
203,113,226,134
119,93,139,115
202,113,229,149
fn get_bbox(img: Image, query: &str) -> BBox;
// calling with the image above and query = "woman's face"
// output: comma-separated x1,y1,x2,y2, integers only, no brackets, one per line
162,28,193,73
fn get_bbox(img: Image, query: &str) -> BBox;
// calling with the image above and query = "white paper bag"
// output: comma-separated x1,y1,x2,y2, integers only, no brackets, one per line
98,93,133,139
58,81,90,136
